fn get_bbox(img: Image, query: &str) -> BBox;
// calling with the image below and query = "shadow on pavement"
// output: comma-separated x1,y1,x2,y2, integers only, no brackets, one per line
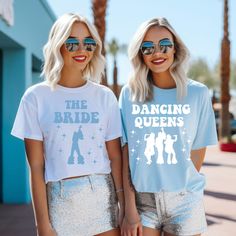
206,218,219,226
204,190,236,201
203,162,236,168
206,213,236,223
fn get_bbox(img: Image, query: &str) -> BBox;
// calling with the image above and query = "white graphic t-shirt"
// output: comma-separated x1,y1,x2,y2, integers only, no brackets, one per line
119,79,218,193
11,80,121,183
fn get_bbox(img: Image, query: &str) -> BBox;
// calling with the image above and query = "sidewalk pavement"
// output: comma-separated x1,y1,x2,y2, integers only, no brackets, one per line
0,145,236,236
202,145,236,236
0,204,36,236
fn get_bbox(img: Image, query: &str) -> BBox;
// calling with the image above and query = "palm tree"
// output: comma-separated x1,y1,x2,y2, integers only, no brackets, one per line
106,38,127,97
92,0,108,86
220,0,231,140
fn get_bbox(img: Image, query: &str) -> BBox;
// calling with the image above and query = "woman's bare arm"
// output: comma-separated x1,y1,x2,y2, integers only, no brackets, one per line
122,144,142,236
190,147,207,172
106,138,125,225
24,139,56,236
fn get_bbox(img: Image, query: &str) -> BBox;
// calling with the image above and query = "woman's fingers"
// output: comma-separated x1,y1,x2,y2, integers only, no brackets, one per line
138,223,143,236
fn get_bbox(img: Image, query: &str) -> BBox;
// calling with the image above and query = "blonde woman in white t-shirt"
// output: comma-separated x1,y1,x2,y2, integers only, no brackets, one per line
11,13,124,236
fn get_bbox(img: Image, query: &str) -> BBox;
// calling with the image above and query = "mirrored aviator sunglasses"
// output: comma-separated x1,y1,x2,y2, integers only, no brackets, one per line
64,37,97,52
140,38,174,55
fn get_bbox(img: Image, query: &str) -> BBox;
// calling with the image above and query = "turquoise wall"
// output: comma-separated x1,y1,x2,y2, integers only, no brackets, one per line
0,0,56,203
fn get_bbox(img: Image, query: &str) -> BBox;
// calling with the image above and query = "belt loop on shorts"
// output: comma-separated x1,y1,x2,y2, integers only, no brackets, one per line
59,180,63,197
88,175,94,191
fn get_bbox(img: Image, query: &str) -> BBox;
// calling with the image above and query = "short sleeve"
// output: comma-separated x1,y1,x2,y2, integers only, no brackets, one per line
191,87,218,150
105,93,122,141
118,87,128,147
11,98,43,141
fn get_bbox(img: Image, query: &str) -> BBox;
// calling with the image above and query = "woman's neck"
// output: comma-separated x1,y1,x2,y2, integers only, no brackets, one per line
151,71,176,89
59,67,85,88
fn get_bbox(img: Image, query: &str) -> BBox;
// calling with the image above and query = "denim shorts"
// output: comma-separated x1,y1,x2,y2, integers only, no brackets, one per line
47,174,118,236
135,190,207,235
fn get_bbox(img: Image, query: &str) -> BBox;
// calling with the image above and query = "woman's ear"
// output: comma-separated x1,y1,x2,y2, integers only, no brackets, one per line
173,45,176,54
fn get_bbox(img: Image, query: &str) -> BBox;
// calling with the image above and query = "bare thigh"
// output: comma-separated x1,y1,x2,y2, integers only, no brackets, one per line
164,232,201,236
95,228,120,236
143,226,161,236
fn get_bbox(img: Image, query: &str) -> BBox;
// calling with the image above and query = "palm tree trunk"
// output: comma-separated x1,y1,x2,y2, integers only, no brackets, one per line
220,0,231,140
92,0,108,86
113,58,118,97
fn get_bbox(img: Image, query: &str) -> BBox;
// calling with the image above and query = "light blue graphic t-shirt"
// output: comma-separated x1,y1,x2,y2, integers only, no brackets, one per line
119,79,218,193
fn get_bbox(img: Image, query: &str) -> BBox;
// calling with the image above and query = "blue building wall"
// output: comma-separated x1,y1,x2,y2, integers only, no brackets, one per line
0,0,56,203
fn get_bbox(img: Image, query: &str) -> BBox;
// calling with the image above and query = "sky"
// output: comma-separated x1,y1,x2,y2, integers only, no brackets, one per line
47,0,236,85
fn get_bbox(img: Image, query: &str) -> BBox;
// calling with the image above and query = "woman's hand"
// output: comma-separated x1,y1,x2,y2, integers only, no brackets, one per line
121,209,142,236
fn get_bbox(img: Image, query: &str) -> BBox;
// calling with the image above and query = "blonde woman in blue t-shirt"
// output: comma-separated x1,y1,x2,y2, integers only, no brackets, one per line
12,13,124,236
119,18,218,236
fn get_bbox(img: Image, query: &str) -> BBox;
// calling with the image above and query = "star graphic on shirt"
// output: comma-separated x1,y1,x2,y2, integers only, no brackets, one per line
87,151,92,155
131,148,135,153
136,140,140,144
131,130,135,135
99,127,103,132
91,135,95,140
187,139,191,144
136,156,141,161
62,134,66,139
93,160,97,164
182,148,186,152
182,131,186,135
59,149,63,153
56,125,61,129
98,144,103,149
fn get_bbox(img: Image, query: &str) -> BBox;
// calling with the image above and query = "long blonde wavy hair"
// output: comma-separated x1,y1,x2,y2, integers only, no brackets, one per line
41,13,105,88
128,17,190,102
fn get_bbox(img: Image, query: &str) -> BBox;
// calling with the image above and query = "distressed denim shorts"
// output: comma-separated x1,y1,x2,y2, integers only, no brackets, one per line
47,174,118,236
135,190,207,235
